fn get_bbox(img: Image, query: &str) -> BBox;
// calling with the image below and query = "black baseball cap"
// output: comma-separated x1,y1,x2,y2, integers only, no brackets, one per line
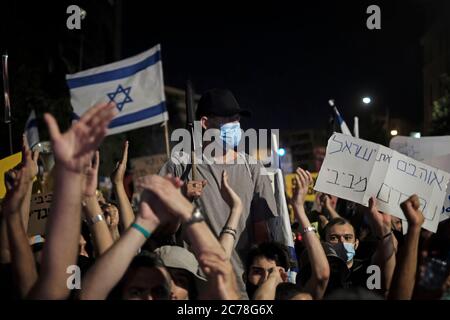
195,88,251,119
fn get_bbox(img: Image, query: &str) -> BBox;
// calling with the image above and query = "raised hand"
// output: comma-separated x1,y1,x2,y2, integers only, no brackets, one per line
44,102,116,173
111,140,128,185
20,135,39,182
198,251,240,300
266,266,288,286
83,151,100,197
137,175,189,236
291,167,312,207
2,169,28,215
400,194,425,229
221,170,243,214
137,175,193,222
366,197,392,238
185,180,207,200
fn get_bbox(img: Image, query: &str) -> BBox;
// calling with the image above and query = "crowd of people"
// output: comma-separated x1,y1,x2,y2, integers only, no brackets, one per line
0,89,450,300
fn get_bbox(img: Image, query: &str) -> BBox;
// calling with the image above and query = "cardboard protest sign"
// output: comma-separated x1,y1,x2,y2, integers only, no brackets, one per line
391,136,450,223
422,154,450,222
314,133,450,233
0,152,22,198
28,193,52,236
130,154,167,201
130,154,167,182
390,135,450,162
285,172,318,203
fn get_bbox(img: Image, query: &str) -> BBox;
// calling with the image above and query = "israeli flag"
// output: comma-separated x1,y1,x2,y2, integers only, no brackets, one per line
24,109,40,149
328,100,352,136
66,44,168,135
266,168,298,283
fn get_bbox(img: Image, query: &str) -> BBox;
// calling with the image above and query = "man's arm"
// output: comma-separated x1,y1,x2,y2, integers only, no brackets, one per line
83,151,114,255
29,103,116,299
0,137,39,266
291,168,330,300
20,135,39,232
80,210,160,300
219,170,243,259
365,197,397,296
138,175,240,299
111,141,135,231
388,194,424,300
3,147,39,298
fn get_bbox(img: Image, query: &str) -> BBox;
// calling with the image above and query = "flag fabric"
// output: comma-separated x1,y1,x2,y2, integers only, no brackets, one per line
267,168,298,283
66,44,168,135
333,106,352,136
24,109,40,149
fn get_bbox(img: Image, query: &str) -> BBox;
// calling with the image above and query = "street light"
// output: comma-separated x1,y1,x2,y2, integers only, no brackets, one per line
390,129,398,136
277,148,286,157
362,97,371,104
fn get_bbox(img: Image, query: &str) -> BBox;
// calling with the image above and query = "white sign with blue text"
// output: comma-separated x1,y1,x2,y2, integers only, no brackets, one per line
314,133,450,233
423,154,450,222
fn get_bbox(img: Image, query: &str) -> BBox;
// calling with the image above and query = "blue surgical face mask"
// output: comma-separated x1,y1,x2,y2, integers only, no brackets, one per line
219,122,241,148
343,242,356,262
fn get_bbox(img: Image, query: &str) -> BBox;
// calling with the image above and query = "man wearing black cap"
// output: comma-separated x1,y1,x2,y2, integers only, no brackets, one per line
159,88,278,298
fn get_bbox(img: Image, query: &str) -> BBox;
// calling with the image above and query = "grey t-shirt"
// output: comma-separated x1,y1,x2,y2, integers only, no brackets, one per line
158,151,278,298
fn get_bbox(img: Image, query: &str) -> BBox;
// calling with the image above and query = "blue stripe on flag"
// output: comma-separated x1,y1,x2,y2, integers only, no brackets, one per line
67,50,161,89
108,102,166,129
288,246,299,272
336,114,344,125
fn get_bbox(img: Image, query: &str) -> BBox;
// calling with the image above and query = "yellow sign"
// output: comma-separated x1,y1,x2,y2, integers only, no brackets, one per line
285,172,318,203
0,152,22,198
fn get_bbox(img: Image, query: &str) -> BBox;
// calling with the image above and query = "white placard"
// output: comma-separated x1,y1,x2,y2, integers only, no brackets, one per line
423,154,450,222
314,133,450,233
389,135,450,162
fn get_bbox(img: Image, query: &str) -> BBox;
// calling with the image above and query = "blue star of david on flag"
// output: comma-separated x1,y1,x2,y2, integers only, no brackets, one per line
66,44,168,135
107,84,133,111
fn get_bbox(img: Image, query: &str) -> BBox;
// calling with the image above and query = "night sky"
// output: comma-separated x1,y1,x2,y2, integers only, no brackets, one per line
122,0,432,131
0,0,442,156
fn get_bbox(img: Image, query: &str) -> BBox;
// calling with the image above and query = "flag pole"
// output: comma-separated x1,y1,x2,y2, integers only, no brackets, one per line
186,78,197,180
163,120,170,159
328,99,352,136
354,116,359,138
2,53,13,155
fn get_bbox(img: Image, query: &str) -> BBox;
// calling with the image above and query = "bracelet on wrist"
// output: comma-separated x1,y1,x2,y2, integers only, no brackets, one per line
131,223,152,239
87,214,105,226
220,229,237,240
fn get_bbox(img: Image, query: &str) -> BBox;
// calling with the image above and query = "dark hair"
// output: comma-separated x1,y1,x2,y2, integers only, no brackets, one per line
245,241,290,274
167,267,199,300
108,251,170,300
275,282,302,300
324,217,357,239
129,251,166,270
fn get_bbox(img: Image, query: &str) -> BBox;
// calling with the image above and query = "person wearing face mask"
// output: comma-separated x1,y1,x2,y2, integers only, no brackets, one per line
322,217,371,295
159,88,279,299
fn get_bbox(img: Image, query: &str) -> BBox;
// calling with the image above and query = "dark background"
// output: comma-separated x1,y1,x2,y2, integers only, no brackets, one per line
0,0,443,159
